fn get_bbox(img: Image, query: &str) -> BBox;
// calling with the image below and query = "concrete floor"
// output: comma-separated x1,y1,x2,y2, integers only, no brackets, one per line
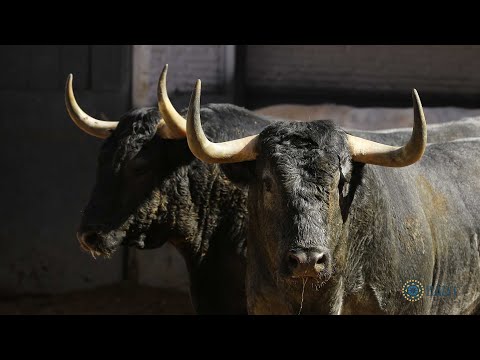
0,282,194,315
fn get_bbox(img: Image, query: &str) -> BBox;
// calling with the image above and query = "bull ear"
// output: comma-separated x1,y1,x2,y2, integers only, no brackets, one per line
338,154,352,198
339,162,364,222
220,161,256,185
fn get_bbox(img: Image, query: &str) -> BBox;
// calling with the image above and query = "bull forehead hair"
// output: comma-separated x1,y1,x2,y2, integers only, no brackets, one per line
258,120,351,193
99,107,161,173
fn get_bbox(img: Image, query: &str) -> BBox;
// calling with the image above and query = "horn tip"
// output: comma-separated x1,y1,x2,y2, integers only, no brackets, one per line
66,74,73,92
411,88,423,109
194,80,202,97
411,88,422,105
159,65,168,90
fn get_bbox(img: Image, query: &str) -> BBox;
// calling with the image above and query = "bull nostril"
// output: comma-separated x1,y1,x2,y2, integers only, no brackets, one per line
316,253,326,264
77,231,100,251
288,253,300,269
314,252,329,273
83,231,98,246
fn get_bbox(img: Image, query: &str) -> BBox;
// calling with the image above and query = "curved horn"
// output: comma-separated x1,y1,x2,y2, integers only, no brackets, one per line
65,74,118,139
347,89,427,167
186,80,259,164
157,64,187,139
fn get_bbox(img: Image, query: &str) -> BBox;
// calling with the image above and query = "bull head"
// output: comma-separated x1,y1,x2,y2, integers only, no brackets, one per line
65,65,190,257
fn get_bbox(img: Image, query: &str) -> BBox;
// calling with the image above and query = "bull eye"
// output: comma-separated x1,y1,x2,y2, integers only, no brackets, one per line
263,176,273,193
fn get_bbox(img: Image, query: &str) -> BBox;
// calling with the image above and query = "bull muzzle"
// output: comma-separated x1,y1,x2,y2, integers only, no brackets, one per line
76,228,125,258
286,247,331,278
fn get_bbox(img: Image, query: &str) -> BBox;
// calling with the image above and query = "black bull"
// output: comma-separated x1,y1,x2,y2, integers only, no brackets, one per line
184,85,480,315
68,91,480,313
243,128,480,314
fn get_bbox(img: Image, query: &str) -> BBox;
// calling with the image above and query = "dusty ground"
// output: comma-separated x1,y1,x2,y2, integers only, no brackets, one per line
0,282,194,315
